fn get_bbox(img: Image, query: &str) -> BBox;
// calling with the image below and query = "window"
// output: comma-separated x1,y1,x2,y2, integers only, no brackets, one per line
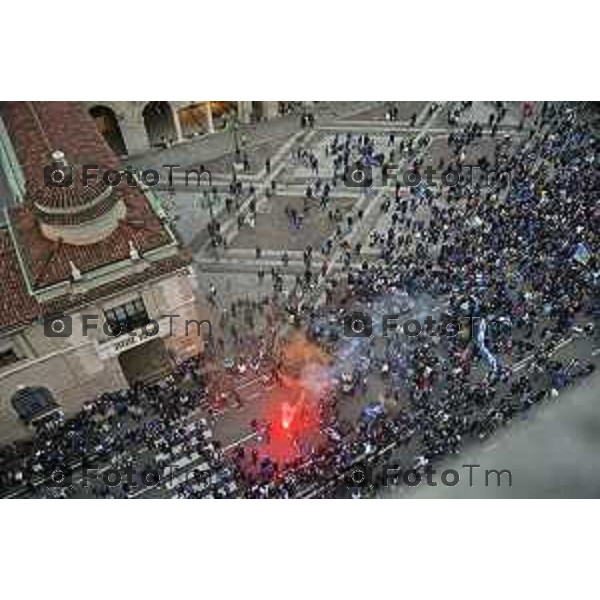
11,386,61,425
104,298,150,334
0,348,20,369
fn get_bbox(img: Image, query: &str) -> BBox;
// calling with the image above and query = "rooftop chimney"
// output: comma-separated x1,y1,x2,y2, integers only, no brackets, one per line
129,240,140,261
69,261,82,281
51,150,68,167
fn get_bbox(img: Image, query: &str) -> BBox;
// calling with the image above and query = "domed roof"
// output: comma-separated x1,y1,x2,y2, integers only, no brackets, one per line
30,151,119,226
0,102,123,228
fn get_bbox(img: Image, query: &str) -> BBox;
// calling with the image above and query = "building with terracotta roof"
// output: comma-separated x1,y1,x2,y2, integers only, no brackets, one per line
0,102,204,442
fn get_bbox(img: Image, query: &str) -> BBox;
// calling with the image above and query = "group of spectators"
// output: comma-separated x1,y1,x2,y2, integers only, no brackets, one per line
0,102,597,499
231,101,599,497
0,364,238,498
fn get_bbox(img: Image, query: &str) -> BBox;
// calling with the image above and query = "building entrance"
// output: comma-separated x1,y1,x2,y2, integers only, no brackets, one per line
117,338,172,385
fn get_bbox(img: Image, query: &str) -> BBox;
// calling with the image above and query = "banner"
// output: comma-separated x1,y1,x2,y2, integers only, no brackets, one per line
573,242,591,266
476,318,498,373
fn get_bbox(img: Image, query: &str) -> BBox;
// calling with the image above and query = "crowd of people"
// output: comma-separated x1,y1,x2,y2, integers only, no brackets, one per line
0,102,597,499
232,101,599,497
0,366,235,498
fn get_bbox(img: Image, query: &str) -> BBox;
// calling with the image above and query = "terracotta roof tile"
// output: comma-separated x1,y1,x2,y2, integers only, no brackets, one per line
1,102,176,289
10,186,171,288
1,101,120,200
40,251,192,316
0,228,190,333
0,102,187,332
0,229,40,331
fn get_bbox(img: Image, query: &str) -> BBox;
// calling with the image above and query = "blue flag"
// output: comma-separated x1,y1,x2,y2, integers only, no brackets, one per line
573,242,591,266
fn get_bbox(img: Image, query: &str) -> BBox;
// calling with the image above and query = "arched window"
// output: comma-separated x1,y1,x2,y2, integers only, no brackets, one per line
89,105,127,156
251,101,264,122
142,101,177,148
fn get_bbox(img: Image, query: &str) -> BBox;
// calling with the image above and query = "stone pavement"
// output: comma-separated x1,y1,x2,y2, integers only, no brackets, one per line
229,195,356,251
5,102,538,463
431,100,524,129
167,102,440,450
202,135,289,176
125,102,379,173
343,101,429,123
127,113,302,171
175,100,548,454
173,97,530,344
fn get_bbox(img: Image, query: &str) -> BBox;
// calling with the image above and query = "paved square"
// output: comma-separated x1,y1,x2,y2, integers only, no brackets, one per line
5,101,595,501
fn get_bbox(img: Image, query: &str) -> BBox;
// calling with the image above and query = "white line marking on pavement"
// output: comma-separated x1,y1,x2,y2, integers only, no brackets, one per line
129,430,260,498
513,337,574,372
223,431,259,452
553,337,574,352
236,376,263,391
513,357,534,372
128,483,160,499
